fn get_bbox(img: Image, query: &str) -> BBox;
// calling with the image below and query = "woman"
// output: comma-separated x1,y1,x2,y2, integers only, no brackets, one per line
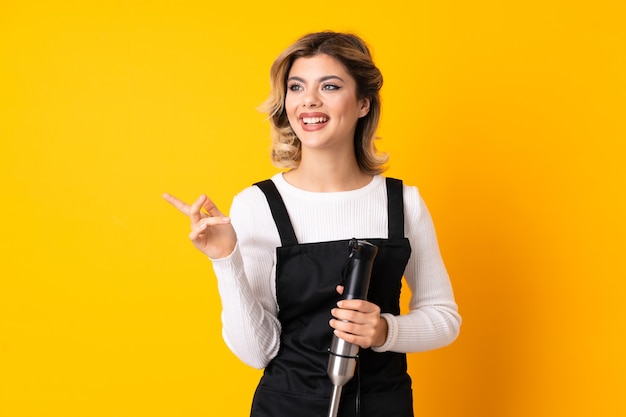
164,31,461,417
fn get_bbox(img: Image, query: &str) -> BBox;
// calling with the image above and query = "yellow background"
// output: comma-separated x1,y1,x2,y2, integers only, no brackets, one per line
1,1,625,416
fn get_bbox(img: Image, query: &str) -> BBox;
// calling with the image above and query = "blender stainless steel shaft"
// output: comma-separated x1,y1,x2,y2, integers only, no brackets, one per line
327,239,378,417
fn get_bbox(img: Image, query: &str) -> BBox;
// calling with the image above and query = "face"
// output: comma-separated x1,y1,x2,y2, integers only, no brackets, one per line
285,54,370,154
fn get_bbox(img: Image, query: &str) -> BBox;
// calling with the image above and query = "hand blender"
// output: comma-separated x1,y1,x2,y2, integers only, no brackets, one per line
327,239,378,417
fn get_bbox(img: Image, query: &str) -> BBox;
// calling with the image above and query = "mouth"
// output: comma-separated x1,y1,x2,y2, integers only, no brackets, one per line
302,116,328,125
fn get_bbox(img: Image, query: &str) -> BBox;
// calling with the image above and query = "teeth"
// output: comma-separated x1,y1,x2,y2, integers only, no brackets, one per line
302,117,328,124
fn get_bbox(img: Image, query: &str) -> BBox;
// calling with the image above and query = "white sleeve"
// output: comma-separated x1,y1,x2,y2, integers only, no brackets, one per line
372,186,461,353
210,187,282,369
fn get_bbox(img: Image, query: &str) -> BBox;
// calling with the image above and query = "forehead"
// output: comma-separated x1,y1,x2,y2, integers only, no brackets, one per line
288,54,353,81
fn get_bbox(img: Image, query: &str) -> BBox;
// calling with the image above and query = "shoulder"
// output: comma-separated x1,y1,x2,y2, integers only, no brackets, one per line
229,177,279,225
384,177,424,221
401,181,421,205
231,174,283,208
385,177,422,204
229,177,281,242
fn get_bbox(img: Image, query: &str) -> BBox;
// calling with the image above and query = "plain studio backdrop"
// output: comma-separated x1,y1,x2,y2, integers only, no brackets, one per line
1,1,625,416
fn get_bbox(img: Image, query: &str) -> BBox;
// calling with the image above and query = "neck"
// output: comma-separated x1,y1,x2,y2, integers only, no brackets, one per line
283,152,373,192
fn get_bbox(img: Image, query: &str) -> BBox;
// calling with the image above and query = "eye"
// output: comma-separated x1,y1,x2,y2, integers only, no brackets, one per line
322,83,340,91
287,83,303,92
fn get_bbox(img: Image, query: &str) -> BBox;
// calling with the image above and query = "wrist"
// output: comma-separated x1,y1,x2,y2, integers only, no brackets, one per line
373,315,389,348
371,313,397,352
207,242,237,261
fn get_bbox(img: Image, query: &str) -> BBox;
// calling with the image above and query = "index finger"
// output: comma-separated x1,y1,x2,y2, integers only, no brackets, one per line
336,299,378,313
162,193,192,217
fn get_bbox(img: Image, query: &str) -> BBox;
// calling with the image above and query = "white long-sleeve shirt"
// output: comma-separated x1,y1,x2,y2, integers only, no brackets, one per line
211,173,461,369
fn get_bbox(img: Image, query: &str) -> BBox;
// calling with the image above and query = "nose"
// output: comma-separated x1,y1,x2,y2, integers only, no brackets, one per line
303,89,321,107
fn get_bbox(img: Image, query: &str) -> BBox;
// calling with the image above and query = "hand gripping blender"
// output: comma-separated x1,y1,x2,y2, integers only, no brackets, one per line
327,239,378,417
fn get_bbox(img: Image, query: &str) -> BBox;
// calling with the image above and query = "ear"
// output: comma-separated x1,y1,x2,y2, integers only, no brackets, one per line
358,97,371,118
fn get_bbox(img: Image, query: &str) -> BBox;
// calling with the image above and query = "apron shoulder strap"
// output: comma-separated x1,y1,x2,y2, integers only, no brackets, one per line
254,179,299,246
386,177,405,239
255,177,404,244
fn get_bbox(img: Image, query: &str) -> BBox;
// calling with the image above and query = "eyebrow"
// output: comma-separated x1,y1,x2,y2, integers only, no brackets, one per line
287,75,345,83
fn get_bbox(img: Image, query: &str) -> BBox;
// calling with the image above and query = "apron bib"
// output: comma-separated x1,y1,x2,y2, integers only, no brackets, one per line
250,178,414,417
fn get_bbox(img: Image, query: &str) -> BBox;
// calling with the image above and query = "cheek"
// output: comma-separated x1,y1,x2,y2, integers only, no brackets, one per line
284,97,298,121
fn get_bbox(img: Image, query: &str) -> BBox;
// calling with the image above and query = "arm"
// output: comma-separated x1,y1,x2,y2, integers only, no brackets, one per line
210,189,282,369
163,189,281,369
372,187,461,353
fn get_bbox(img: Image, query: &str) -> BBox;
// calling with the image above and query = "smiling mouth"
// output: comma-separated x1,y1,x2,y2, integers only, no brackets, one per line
302,116,328,125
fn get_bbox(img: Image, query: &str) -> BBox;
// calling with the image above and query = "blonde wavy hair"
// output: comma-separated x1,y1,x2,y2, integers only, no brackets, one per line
259,31,388,175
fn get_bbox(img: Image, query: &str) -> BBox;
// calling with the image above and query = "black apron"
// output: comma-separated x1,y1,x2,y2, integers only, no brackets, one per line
250,177,414,417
